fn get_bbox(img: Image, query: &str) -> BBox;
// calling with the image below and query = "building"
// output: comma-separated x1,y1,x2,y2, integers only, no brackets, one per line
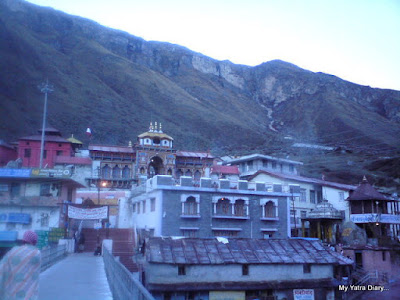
222,153,356,238
131,175,294,241
139,237,353,300
224,153,303,177
342,177,400,280
18,127,74,168
0,167,84,249
0,140,17,167
87,122,214,190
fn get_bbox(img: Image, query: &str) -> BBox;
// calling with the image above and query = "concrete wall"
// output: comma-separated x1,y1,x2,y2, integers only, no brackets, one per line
131,176,291,239
145,263,333,284
0,206,60,239
323,186,350,221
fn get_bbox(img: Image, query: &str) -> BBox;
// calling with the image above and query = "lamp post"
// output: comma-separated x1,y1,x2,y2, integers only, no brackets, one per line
97,180,107,205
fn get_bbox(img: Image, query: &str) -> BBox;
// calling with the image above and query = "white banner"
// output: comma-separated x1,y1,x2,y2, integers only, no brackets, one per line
68,206,108,220
350,214,400,224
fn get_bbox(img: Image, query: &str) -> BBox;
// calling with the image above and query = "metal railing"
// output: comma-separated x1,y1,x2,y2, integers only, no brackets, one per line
40,244,67,272
103,247,155,300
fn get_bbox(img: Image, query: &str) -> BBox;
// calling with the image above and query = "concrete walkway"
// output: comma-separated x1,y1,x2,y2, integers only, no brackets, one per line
39,253,113,300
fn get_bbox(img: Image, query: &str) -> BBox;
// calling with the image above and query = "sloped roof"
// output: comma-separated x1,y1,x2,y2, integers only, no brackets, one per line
67,135,83,145
347,178,389,201
211,165,239,175
176,151,214,159
226,154,303,165
89,144,134,153
19,135,70,143
247,170,356,191
55,156,92,165
146,237,353,265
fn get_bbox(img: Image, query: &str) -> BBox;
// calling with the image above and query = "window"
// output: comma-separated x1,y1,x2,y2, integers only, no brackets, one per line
289,164,294,172
272,161,277,169
290,210,298,224
40,183,51,196
56,150,63,156
213,230,239,237
303,264,311,273
142,200,146,213
310,190,316,204
185,170,192,177
262,231,274,239
339,192,345,201
122,166,130,179
178,265,186,275
132,203,136,213
301,211,307,219
264,201,276,218
181,229,197,237
43,150,47,159
382,251,386,261
183,197,197,215
137,202,141,214
24,149,31,158
242,264,249,275
216,198,231,215
299,189,306,202
102,165,111,179
40,213,49,227
151,198,156,212
234,200,246,217
112,166,121,179
247,161,253,170
263,160,268,168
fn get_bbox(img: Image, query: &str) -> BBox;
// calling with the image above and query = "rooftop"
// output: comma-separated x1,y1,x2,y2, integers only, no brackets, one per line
247,170,357,191
347,177,390,201
225,154,303,166
145,237,353,266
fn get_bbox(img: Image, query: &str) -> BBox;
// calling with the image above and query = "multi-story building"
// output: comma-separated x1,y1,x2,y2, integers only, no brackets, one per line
131,175,295,240
0,167,84,247
223,154,356,239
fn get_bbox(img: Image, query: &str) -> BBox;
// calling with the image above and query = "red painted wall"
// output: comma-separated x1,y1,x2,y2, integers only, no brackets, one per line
18,140,72,168
0,145,17,166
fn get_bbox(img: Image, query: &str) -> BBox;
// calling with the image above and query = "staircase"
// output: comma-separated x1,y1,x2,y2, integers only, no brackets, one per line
81,228,138,272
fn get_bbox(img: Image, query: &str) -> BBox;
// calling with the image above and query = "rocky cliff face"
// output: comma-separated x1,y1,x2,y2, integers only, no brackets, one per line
1,0,400,186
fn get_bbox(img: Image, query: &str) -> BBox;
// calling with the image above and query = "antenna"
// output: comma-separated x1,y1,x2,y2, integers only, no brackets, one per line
38,80,54,169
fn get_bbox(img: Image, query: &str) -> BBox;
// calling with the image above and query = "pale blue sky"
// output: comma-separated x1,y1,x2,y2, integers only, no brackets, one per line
27,0,400,91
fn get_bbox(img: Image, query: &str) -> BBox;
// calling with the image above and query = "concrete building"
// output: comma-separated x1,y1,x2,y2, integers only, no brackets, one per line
139,237,353,300
0,167,84,248
131,175,295,241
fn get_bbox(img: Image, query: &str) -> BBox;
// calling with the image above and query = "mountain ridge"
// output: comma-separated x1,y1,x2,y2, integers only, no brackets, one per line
1,0,400,188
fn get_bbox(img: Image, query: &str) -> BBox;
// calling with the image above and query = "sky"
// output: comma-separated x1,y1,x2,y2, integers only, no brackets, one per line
27,0,400,91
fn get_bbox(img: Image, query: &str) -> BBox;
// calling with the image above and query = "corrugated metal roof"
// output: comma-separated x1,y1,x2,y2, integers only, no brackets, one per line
146,237,353,265
176,151,214,158
55,156,92,165
89,145,134,153
248,170,357,191
211,165,239,175
19,135,70,143
227,154,303,165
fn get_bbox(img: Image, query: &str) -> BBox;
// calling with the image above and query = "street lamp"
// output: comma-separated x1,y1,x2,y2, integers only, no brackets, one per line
97,180,107,205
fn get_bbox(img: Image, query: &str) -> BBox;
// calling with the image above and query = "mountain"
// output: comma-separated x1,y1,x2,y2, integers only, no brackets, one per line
1,0,400,189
